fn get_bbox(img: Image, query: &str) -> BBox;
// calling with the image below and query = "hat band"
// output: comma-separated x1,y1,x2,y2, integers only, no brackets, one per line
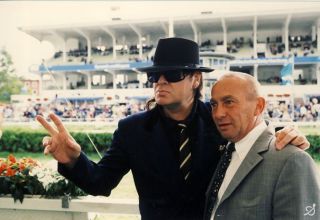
153,62,200,68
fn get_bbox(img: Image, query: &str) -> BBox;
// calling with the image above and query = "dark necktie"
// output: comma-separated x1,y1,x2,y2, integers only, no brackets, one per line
178,123,191,181
204,142,235,220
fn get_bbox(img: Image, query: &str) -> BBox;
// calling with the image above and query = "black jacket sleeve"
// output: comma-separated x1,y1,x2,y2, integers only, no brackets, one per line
58,122,130,196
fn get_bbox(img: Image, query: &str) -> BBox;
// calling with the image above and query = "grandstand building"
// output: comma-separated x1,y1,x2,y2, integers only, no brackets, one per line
12,8,320,122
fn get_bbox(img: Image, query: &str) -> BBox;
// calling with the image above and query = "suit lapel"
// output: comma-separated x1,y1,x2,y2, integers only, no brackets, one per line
219,127,274,204
145,117,181,183
189,117,209,182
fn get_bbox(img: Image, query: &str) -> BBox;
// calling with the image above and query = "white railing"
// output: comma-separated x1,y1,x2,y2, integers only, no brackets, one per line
0,196,140,220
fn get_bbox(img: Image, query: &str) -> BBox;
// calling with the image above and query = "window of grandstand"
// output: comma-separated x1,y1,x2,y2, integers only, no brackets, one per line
257,66,282,85
293,66,318,85
92,73,113,89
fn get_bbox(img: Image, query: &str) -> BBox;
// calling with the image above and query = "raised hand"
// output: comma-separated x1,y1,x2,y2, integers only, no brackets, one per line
36,113,81,166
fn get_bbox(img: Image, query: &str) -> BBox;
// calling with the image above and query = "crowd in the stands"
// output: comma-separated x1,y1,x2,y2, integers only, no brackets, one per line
1,96,320,123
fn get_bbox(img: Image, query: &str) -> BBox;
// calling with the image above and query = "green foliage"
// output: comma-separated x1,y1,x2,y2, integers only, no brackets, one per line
0,129,319,161
0,129,113,154
0,49,23,103
306,135,320,161
71,132,113,154
0,174,45,203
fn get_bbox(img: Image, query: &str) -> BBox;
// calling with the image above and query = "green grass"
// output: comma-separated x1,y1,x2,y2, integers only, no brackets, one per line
2,123,117,134
299,126,320,135
3,123,320,135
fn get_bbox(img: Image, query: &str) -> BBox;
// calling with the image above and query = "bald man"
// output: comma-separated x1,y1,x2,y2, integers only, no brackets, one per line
204,72,320,220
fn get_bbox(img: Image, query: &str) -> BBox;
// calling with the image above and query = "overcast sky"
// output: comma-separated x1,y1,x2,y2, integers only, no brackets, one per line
1,1,320,77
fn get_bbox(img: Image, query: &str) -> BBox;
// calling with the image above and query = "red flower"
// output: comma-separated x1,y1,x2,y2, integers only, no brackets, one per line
6,167,16,177
19,163,26,171
8,154,16,164
0,162,7,174
0,155,40,176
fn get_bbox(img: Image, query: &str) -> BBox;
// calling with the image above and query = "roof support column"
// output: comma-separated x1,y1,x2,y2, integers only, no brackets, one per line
86,72,92,90
169,17,175,37
104,70,116,89
50,31,67,63
161,22,169,37
129,24,143,59
132,69,143,89
190,20,198,43
254,64,258,79
317,64,320,86
61,41,67,63
317,18,320,53
75,29,91,63
221,18,227,53
253,16,258,59
62,72,67,90
283,14,292,57
146,34,151,46
101,27,117,60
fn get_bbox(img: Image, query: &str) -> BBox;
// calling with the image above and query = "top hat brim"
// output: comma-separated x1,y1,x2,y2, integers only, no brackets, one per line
137,65,213,73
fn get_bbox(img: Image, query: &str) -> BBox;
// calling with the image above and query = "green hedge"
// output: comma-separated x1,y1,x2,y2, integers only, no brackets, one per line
0,130,113,154
0,130,319,161
306,135,320,161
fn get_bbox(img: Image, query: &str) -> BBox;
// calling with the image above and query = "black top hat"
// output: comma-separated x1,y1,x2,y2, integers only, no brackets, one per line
137,37,213,73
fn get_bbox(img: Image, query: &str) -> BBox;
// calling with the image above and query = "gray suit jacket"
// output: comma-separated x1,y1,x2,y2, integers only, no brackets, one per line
207,125,320,220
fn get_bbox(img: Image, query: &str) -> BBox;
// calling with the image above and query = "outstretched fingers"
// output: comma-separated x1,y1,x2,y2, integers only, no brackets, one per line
49,113,69,134
36,115,58,136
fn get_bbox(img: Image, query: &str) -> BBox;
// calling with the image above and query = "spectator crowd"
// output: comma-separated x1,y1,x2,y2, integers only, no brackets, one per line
0,101,146,123
1,96,320,123
265,97,320,122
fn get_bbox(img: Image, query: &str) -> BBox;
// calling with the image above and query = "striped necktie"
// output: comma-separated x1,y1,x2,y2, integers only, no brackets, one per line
178,123,191,181
204,143,235,220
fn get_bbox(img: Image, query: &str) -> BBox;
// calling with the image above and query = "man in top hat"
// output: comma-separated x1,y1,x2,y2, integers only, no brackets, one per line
36,37,309,220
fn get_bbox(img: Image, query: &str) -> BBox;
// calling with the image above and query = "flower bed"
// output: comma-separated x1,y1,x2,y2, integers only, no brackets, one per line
0,154,86,203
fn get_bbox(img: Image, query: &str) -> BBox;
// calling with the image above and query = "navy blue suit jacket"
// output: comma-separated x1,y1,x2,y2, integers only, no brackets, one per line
59,101,225,220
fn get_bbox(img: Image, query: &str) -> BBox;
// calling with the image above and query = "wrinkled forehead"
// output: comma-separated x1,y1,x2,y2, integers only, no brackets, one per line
212,76,246,90
211,76,248,98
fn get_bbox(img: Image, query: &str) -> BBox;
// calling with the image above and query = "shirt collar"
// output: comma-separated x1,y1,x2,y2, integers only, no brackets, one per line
233,121,267,160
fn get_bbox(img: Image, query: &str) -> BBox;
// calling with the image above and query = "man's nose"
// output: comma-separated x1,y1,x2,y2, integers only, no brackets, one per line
212,104,226,119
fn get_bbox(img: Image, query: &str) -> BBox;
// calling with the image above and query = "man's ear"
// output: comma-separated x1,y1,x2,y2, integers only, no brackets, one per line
255,97,266,116
193,71,201,88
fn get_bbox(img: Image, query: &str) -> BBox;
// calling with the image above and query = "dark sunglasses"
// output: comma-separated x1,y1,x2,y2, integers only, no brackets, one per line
147,71,192,83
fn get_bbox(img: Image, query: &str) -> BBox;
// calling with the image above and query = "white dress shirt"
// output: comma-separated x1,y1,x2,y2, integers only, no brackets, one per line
211,121,267,220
